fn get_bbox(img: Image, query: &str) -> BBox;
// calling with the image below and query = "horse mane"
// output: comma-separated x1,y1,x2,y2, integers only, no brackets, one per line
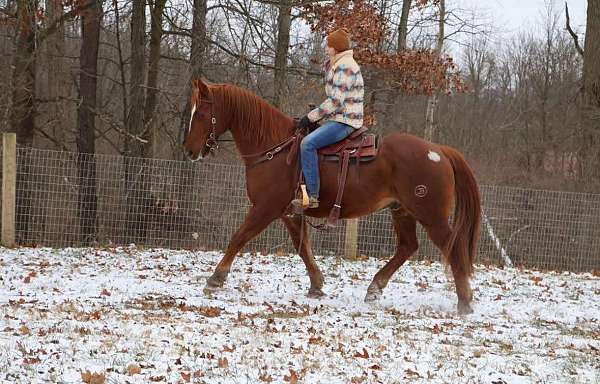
211,84,295,145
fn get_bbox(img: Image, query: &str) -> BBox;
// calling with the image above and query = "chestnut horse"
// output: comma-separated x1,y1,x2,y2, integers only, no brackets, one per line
183,79,481,314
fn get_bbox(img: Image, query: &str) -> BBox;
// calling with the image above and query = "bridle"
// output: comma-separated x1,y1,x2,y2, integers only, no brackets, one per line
190,97,219,154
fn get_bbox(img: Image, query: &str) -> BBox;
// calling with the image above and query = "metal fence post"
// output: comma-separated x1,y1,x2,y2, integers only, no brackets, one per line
344,218,358,260
2,133,16,247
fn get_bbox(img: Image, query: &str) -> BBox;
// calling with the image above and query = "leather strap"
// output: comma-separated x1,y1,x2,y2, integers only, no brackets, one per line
327,150,350,227
244,134,299,170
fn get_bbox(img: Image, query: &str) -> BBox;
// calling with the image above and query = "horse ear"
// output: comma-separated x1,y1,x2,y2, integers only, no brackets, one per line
195,78,211,98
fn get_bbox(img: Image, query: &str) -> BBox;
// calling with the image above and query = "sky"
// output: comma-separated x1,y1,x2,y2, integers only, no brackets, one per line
459,0,588,37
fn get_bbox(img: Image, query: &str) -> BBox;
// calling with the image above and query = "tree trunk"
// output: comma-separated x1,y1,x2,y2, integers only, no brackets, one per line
11,0,36,145
144,0,166,157
397,0,411,52
179,0,207,150
583,0,600,109
191,0,208,80
125,0,149,244
582,0,600,179
424,0,444,142
126,0,146,157
273,0,292,108
45,0,66,147
11,1,36,244
77,0,102,244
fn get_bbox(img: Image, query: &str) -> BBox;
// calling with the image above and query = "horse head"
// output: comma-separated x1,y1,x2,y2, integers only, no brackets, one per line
183,79,223,162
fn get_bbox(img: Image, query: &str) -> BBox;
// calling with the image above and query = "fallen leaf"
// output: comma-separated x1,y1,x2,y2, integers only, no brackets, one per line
199,306,222,317
180,372,191,383
218,357,228,368
101,289,111,297
127,363,141,375
354,348,370,359
19,325,31,335
259,373,274,382
81,370,106,384
284,369,299,383
23,357,41,364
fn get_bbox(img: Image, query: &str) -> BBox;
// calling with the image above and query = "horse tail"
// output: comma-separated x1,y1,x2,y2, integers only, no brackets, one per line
440,146,481,277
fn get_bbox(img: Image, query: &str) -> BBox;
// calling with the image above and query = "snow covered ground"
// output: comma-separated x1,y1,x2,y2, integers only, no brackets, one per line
0,246,598,384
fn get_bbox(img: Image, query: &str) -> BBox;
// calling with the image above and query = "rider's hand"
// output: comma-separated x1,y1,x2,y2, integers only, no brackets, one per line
298,115,311,130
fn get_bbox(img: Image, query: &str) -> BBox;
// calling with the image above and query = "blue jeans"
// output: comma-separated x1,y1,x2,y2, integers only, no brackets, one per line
301,121,354,198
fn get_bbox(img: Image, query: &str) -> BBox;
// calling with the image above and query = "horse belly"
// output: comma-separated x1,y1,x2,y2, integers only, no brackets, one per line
310,158,396,219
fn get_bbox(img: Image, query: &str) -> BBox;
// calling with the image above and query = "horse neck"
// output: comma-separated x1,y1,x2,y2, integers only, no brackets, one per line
215,85,296,159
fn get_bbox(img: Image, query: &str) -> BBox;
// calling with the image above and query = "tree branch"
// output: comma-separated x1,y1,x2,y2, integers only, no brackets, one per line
565,2,584,57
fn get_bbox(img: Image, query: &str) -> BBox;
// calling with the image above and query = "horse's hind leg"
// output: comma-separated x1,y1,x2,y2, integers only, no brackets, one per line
424,224,473,315
281,216,325,297
365,210,418,302
205,206,278,292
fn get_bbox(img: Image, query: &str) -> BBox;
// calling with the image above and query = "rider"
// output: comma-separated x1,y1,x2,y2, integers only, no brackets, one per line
293,28,364,209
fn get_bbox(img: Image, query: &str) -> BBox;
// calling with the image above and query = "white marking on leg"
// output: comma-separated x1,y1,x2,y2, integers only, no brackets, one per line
428,150,441,162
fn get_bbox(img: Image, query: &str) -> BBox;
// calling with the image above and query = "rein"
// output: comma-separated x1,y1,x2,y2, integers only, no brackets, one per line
241,131,304,170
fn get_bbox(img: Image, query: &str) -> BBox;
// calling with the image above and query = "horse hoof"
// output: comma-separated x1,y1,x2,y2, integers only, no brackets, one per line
364,289,381,303
457,301,474,315
203,285,220,296
307,288,326,298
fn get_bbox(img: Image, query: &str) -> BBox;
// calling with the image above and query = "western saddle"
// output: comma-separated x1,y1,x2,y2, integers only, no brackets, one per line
295,125,379,227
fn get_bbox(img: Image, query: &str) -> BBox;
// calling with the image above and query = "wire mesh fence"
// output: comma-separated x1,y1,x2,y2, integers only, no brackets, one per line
2,146,600,272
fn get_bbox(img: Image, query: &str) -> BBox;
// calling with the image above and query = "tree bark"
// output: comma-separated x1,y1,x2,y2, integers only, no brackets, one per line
424,0,444,142
583,0,600,109
125,0,149,244
77,0,102,244
191,0,208,80
126,0,146,157
582,0,600,179
45,0,67,147
179,0,207,150
11,1,36,245
273,0,292,108
397,0,411,52
11,0,36,145
144,0,166,157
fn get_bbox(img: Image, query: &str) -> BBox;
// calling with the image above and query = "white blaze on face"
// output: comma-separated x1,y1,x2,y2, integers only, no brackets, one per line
428,150,441,162
188,103,196,135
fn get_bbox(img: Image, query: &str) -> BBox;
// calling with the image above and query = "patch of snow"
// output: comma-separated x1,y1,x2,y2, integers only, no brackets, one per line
0,247,598,383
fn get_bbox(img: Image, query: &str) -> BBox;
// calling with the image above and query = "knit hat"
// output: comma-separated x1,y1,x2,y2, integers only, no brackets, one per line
327,28,351,52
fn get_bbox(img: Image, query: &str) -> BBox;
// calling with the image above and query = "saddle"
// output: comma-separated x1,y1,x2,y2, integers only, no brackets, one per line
296,126,380,228
319,126,378,162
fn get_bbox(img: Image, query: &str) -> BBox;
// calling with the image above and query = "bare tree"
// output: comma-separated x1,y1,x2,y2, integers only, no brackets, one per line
582,0,600,177
126,0,146,157
144,0,167,156
424,0,444,142
45,0,67,146
397,0,411,51
11,0,36,145
77,0,103,243
273,0,292,107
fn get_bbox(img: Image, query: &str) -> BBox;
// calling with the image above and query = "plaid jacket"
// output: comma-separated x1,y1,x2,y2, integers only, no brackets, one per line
307,50,364,129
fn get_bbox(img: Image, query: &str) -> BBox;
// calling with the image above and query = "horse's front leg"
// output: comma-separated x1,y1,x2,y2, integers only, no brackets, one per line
205,206,278,292
281,215,325,297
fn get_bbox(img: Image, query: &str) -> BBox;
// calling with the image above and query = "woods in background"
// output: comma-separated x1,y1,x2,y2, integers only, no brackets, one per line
0,0,598,192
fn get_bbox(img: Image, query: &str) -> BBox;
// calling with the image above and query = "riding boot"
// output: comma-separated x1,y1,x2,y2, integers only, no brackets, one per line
291,196,319,210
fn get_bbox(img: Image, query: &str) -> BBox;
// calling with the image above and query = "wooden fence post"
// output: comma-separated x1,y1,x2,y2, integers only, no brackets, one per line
344,218,358,260
2,133,16,247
